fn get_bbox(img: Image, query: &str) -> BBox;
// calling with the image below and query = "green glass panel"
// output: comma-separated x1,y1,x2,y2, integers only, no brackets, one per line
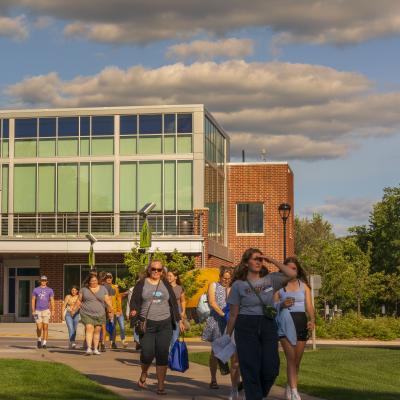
177,135,192,153
91,163,113,212
120,163,137,212
58,164,78,212
14,165,36,213
38,165,55,212
58,138,78,156
164,136,175,154
138,136,162,154
15,139,37,158
177,161,192,211
79,164,90,212
38,139,56,157
164,162,176,211
138,162,162,211
120,137,136,155
92,137,114,156
2,140,9,158
80,138,90,156
1,165,8,213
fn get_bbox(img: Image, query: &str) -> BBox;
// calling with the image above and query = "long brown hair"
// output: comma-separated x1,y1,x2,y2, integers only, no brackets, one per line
233,248,265,282
84,272,98,288
284,256,310,287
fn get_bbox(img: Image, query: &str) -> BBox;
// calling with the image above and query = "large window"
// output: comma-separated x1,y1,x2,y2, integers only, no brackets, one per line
237,203,264,234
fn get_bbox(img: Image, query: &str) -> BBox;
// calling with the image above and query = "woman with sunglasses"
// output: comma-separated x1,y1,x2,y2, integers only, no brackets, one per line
129,260,185,396
226,248,297,400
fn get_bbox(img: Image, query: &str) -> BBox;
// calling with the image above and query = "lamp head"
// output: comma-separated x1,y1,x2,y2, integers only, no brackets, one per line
86,233,98,244
139,202,156,217
278,203,291,221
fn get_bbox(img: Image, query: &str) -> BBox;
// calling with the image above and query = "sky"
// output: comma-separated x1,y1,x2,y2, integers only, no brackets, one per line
1,0,400,236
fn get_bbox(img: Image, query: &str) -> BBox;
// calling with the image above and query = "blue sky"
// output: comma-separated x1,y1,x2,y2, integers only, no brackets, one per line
1,1,400,235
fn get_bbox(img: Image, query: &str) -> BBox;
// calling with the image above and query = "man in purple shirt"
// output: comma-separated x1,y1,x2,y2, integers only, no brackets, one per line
31,275,55,349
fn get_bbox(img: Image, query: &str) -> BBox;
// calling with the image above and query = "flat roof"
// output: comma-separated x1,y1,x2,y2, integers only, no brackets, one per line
228,161,289,165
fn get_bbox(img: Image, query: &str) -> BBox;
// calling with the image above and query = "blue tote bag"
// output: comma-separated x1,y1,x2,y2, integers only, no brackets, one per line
168,335,189,373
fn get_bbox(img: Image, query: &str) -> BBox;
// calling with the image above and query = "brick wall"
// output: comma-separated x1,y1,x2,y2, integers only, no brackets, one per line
227,163,295,264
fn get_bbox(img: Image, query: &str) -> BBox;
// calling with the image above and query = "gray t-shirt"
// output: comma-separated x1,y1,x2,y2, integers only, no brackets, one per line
80,286,108,317
140,280,170,321
228,273,289,316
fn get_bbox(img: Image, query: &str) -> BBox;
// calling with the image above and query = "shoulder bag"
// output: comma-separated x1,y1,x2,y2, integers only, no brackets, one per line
246,280,277,320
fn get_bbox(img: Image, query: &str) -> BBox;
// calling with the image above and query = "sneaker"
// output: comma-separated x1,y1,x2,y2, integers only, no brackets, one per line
93,349,101,355
85,348,93,356
37,341,42,349
71,342,77,349
229,388,239,400
285,385,292,400
122,340,128,348
100,343,106,352
291,390,302,400
111,342,118,349
42,344,47,350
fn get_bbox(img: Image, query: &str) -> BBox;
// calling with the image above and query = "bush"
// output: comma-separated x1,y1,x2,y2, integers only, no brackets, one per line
316,312,400,340
184,320,205,338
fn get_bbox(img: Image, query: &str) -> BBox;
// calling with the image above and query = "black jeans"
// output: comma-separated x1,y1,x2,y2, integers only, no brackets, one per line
234,314,280,400
140,318,173,366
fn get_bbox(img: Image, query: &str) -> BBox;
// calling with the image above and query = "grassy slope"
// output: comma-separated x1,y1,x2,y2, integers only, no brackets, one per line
0,359,122,400
189,347,400,400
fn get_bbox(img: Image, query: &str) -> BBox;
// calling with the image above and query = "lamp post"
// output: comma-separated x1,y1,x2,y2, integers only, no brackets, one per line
85,233,97,271
278,203,291,261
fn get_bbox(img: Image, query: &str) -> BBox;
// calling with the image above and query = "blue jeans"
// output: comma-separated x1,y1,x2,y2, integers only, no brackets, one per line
65,311,79,342
112,314,126,342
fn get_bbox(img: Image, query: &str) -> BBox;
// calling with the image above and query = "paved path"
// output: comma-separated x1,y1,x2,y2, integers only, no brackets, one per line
0,337,324,400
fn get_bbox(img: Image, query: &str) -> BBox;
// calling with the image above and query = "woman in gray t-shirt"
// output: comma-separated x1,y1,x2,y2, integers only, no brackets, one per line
72,272,113,356
226,248,297,400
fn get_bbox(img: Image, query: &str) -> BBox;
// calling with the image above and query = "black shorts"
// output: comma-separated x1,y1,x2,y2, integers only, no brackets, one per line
290,312,309,341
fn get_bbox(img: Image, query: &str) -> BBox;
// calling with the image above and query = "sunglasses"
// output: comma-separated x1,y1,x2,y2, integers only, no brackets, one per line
151,268,163,272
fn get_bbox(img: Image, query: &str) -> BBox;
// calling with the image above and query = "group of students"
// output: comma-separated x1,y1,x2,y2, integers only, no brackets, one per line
202,248,315,400
31,247,314,400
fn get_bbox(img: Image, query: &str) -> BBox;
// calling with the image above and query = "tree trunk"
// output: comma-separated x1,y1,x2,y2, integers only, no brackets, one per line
357,297,361,317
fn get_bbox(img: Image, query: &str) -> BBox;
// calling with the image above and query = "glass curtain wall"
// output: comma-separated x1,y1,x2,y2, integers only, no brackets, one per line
204,116,226,244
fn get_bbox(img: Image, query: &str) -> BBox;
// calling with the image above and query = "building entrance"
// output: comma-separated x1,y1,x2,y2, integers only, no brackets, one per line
16,277,39,322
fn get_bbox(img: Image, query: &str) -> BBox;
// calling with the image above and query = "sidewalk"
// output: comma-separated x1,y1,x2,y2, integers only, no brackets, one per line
0,337,324,400
1,323,400,347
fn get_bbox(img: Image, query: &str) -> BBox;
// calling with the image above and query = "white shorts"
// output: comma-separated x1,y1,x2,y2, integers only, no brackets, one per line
35,309,51,324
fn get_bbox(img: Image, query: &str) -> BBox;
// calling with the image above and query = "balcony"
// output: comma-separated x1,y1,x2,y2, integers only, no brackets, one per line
0,212,197,237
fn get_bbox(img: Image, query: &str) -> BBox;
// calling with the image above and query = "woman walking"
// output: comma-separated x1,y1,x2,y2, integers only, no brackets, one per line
129,260,185,395
167,270,186,348
274,257,315,400
202,267,241,399
62,286,80,349
226,248,297,400
72,272,113,356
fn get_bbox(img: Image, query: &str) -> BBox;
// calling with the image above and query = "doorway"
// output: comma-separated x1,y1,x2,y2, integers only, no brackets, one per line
16,277,39,322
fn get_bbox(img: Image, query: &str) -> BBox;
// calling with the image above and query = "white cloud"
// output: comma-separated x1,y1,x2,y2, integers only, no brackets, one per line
3,0,400,45
0,15,28,40
4,60,400,161
166,38,254,61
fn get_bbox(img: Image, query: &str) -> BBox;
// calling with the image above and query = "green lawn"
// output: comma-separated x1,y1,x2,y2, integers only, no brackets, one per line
189,347,400,400
0,359,122,400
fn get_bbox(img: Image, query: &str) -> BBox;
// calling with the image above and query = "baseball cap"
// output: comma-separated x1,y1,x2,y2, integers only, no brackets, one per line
40,275,48,281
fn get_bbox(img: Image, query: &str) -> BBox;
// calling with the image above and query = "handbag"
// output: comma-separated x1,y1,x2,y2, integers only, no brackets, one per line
246,280,277,320
135,280,161,336
196,283,214,322
168,334,189,372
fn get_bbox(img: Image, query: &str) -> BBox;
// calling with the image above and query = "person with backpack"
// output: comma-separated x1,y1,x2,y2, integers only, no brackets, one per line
226,248,297,400
202,267,241,399
274,257,315,400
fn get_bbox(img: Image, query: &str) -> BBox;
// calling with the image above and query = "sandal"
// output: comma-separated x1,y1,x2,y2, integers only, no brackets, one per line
156,389,167,395
137,372,147,389
209,381,219,389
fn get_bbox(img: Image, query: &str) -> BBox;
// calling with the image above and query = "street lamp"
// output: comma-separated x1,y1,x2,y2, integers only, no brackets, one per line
278,203,291,261
86,233,98,271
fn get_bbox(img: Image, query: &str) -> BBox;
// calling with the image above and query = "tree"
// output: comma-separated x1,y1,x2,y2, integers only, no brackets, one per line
119,247,204,300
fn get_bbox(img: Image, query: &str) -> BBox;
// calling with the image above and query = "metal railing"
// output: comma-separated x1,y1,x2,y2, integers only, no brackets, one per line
0,212,197,237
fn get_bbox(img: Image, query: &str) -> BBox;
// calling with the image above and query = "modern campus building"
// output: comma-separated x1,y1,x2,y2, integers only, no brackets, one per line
0,105,294,321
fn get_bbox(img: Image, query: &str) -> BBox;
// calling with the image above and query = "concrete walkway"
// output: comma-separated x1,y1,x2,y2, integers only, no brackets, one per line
0,323,326,400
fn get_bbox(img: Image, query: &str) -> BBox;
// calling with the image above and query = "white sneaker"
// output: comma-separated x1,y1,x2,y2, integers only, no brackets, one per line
285,385,292,400
93,348,101,355
291,390,302,400
85,348,93,356
229,388,239,400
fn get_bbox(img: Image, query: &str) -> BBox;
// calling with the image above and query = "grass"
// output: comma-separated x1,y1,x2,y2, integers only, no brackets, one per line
189,347,400,400
0,359,122,400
